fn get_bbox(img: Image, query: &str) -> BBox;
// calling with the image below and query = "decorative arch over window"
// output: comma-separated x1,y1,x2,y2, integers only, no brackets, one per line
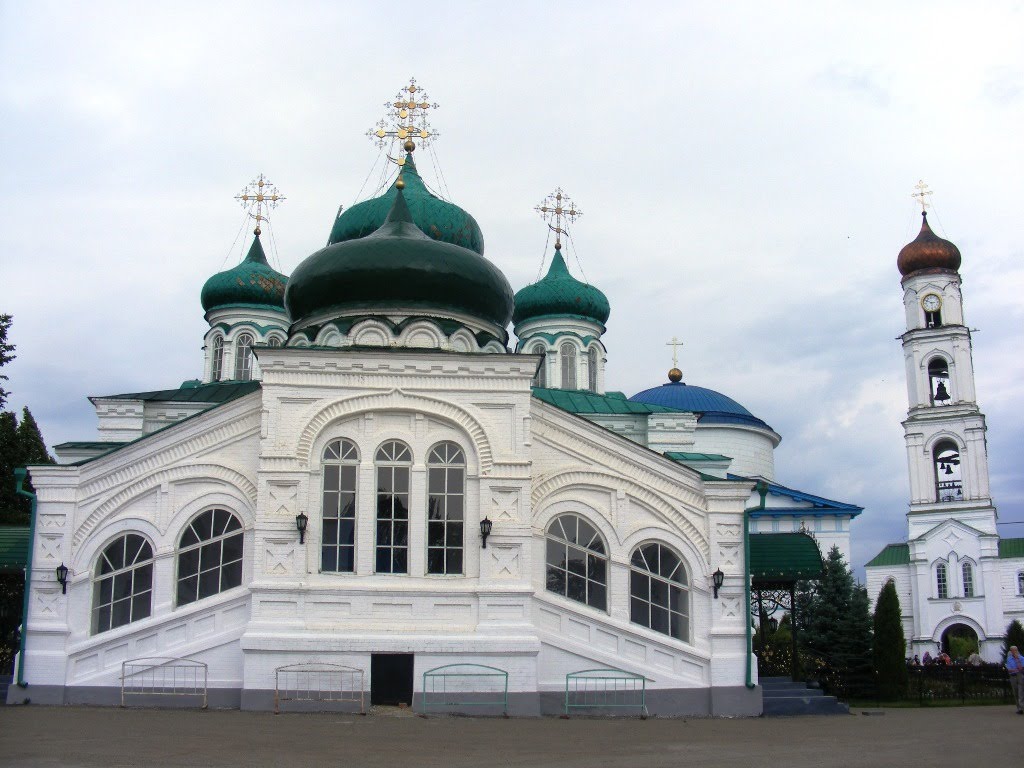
211,336,225,381
375,440,412,574
267,335,284,348
545,514,607,610
560,342,577,390
928,358,951,406
176,508,244,606
961,560,975,598
531,343,546,388
427,441,465,575
587,347,599,392
93,534,154,634
936,561,948,599
933,440,963,502
322,438,359,573
234,333,255,380
630,542,690,642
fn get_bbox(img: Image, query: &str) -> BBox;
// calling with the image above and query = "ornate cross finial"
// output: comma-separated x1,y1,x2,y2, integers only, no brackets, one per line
666,336,683,368
235,174,285,235
535,188,582,250
912,179,932,213
367,77,439,165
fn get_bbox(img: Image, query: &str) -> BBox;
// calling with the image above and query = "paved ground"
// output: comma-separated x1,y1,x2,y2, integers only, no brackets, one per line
0,704,1018,767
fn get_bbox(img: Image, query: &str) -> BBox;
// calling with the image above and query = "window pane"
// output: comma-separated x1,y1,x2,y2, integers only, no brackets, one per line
377,521,392,546
338,519,354,546
112,598,132,628
338,547,354,573
671,612,688,642
587,582,607,611
113,573,132,601
177,575,198,606
132,591,151,622
427,549,444,574
376,549,390,573
222,532,244,564
631,571,649,601
322,518,339,545
322,546,338,572
393,521,408,547
222,559,242,590
447,495,463,519
445,522,462,547
567,546,587,576
428,522,445,547
98,576,113,605
588,554,606,585
192,513,213,542
447,549,463,575
651,605,669,634
547,566,566,596
631,596,647,625
650,578,669,609
199,542,220,572
198,568,220,599
567,573,586,602
429,468,445,494
392,548,408,574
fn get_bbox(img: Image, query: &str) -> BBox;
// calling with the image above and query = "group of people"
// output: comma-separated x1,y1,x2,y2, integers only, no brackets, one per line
907,650,983,667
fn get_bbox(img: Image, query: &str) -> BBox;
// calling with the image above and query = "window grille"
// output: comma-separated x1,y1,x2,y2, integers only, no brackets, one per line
234,333,255,380
560,343,577,390
545,514,607,610
375,441,411,574
322,438,358,573
426,442,465,575
936,563,948,599
629,543,690,642
93,534,154,634
176,509,244,606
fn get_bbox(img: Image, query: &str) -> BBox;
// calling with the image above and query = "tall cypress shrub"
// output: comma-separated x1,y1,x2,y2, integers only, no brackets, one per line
873,580,907,700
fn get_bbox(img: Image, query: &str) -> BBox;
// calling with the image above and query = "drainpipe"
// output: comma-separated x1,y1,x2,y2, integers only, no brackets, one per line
744,480,768,689
13,468,36,689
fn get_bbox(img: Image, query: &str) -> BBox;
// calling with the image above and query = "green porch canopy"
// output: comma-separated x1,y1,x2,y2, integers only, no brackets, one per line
0,526,30,572
749,532,824,583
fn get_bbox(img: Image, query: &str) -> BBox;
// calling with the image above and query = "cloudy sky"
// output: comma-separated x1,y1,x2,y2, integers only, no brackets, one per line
2,2,1022,577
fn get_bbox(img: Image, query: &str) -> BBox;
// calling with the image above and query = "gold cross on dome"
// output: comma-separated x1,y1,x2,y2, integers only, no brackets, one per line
367,77,439,163
535,188,582,250
235,174,285,235
666,336,684,368
912,179,932,213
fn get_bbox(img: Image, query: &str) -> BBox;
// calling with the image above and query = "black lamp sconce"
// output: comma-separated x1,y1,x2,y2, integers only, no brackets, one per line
55,562,70,595
480,517,493,549
295,512,309,545
712,568,724,599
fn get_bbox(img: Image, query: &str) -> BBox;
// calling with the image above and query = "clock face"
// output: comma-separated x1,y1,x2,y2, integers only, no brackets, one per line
922,293,941,312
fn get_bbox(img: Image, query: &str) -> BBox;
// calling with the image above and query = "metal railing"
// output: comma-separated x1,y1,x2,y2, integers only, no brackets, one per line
564,668,648,717
420,664,509,715
120,657,208,708
274,663,365,714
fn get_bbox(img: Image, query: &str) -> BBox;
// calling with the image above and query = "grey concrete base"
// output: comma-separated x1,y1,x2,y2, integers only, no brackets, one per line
414,691,539,717
7,684,238,709
241,688,367,714
540,685,762,717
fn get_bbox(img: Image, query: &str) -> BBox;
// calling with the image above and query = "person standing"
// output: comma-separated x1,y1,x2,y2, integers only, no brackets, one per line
1006,646,1024,714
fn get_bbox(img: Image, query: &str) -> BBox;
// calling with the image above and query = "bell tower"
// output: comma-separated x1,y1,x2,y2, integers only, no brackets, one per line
897,182,995,540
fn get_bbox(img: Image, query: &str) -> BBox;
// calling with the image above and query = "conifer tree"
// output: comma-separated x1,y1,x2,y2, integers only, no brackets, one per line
16,407,53,465
1003,619,1024,659
872,580,907,699
0,411,23,523
802,545,854,661
0,314,13,410
835,585,874,695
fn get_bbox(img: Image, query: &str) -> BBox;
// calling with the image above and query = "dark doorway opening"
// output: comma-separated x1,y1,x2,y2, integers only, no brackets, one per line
371,653,414,706
941,623,979,659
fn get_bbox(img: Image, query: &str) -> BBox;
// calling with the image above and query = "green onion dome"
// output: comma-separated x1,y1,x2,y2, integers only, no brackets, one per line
328,154,485,255
513,250,610,326
200,232,287,312
286,188,513,331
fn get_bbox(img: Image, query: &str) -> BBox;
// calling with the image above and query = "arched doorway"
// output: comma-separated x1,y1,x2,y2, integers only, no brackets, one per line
941,623,979,659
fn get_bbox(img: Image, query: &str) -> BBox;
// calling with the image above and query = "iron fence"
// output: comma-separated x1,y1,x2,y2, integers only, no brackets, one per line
564,668,648,717
274,663,365,714
420,663,509,715
120,657,208,708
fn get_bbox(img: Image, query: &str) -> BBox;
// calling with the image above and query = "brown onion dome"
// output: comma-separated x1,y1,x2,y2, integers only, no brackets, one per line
898,212,961,276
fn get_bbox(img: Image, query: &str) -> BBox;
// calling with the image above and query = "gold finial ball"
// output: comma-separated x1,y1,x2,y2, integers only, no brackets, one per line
395,176,406,190
668,368,683,383
403,139,416,153
254,226,261,237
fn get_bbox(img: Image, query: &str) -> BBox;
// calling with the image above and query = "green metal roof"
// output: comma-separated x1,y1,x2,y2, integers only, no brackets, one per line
865,543,911,567
999,538,1024,559
54,441,129,451
201,233,287,312
749,533,824,582
513,249,610,327
0,526,29,571
531,387,683,415
91,380,261,404
664,451,731,462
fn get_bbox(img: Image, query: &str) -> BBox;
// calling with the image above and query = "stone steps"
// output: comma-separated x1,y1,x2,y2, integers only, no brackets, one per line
761,676,849,716
0,674,11,705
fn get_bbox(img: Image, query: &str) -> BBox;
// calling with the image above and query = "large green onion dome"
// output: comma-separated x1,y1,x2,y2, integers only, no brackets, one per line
286,188,513,331
513,250,610,326
327,154,485,255
200,232,287,312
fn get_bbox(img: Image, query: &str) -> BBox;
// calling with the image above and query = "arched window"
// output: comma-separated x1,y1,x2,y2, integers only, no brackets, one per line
375,441,412,574
234,333,255,380
93,534,154,634
211,336,224,382
531,344,546,388
928,358,951,406
560,343,577,390
587,347,599,392
267,336,283,348
933,440,963,502
322,439,358,573
427,442,465,575
176,508,244,606
961,561,974,598
630,543,690,641
936,562,948,599
545,514,607,610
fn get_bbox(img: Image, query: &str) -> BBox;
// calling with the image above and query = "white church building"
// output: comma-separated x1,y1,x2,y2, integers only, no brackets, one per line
865,206,1024,661
10,85,863,715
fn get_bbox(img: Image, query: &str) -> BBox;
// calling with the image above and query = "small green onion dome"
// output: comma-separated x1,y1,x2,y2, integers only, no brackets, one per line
328,154,485,255
513,250,610,326
287,188,513,330
200,233,287,312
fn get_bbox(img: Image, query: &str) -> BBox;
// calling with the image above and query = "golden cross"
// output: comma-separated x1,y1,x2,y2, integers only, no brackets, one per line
666,336,683,368
912,179,932,213
367,77,439,163
535,188,582,250
235,174,285,235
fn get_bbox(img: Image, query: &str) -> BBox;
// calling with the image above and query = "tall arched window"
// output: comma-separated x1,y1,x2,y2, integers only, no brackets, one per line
211,336,224,382
322,439,358,573
587,347,599,392
928,358,951,406
545,514,607,610
933,440,963,502
375,441,411,574
560,343,577,390
936,562,948,599
93,534,154,634
427,442,465,575
630,543,690,641
531,344,546,388
961,561,974,598
176,508,244,606
234,333,255,380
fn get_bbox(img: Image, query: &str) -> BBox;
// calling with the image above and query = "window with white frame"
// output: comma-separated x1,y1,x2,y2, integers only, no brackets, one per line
176,508,244,606
267,336,283,347
531,344,546,387
936,562,948,599
92,534,154,634
545,514,607,610
375,441,411,574
426,442,465,575
1018,571,1024,595
234,333,255,380
560,342,577,390
961,561,974,598
321,438,358,573
587,347,599,392
630,542,690,642
211,336,224,381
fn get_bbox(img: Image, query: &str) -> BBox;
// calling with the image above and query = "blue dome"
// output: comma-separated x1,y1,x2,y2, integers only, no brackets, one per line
629,379,773,430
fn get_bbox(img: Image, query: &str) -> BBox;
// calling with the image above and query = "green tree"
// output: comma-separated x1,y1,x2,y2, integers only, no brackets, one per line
801,545,854,661
835,584,873,695
16,407,52,465
872,580,908,700
0,411,23,523
1002,619,1024,659
0,314,13,410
